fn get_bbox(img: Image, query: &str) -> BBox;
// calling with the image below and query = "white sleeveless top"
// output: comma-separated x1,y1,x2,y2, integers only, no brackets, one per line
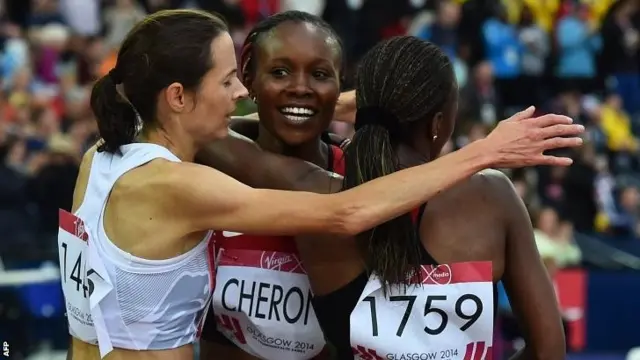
212,233,325,360
57,143,215,358
350,262,494,360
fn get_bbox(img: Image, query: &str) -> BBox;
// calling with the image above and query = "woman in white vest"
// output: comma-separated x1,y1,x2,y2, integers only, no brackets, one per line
196,36,574,360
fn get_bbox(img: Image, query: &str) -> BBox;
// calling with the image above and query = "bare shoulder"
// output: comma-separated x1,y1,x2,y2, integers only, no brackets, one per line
472,169,515,190
447,169,519,209
119,159,204,196
468,169,523,216
72,144,98,211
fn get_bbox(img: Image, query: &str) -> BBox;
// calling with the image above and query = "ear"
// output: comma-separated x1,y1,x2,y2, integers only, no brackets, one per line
164,82,186,113
244,75,256,102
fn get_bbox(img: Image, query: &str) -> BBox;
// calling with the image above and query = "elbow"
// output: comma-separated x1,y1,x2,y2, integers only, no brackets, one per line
526,332,566,360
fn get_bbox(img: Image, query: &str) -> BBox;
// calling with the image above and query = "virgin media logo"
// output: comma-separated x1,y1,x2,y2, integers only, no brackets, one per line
260,252,304,273
421,264,452,285
74,217,88,241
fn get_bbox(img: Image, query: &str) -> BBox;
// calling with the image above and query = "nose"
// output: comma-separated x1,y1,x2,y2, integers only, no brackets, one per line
286,73,313,97
234,82,249,101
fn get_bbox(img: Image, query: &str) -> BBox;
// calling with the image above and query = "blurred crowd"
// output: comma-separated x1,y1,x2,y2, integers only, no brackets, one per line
0,0,639,274
0,0,638,358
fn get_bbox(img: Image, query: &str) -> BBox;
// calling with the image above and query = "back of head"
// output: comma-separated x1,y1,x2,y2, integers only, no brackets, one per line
90,9,228,153
343,36,454,289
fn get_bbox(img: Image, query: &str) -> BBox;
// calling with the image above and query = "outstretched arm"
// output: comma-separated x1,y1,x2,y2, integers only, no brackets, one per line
188,108,583,237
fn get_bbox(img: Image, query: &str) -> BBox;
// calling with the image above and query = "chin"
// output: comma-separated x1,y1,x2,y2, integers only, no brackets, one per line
276,129,320,147
216,126,230,139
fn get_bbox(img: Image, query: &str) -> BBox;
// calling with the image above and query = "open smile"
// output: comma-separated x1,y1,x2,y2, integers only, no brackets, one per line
278,106,318,125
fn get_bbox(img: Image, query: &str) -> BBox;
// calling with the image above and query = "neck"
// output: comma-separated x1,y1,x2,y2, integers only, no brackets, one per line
396,143,431,169
256,123,329,169
139,127,196,162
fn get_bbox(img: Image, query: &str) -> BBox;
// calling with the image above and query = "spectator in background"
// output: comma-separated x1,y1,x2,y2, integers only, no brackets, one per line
503,0,559,33
417,0,460,59
600,93,639,174
59,0,99,36
0,23,29,81
534,206,583,273
0,136,36,264
28,133,78,248
581,94,608,152
32,22,69,87
482,3,522,114
601,0,640,115
608,185,640,238
417,1,468,87
563,143,598,233
103,0,147,51
538,164,568,213
555,2,601,94
459,61,500,125
518,5,549,107
594,155,619,232
28,0,64,27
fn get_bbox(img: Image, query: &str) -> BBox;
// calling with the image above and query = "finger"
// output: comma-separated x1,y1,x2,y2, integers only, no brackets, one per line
538,124,585,139
509,106,535,121
525,114,573,128
535,156,574,167
542,136,584,150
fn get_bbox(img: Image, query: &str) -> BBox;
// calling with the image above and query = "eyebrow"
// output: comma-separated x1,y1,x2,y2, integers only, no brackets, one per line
225,68,237,78
269,57,335,67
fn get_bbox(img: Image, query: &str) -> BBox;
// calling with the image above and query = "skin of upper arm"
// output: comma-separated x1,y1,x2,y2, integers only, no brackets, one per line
491,170,566,360
196,130,341,193
161,161,347,236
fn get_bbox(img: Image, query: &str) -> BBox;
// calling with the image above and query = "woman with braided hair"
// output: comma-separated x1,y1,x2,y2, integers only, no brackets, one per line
197,36,571,360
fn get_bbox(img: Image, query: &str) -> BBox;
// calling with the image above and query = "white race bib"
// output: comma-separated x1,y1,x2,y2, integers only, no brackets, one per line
57,209,97,343
212,247,325,360
351,262,494,360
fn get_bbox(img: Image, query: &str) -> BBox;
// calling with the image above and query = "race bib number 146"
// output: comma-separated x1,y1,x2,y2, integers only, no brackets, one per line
58,210,96,338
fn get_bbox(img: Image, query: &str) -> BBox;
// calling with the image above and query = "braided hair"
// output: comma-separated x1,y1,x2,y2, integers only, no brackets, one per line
239,11,343,93
343,36,456,290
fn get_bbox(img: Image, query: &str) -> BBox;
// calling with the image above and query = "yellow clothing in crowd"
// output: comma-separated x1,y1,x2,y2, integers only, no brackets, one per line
581,0,617,25
600,104,639,152
534,229,582,268
504,0,559,32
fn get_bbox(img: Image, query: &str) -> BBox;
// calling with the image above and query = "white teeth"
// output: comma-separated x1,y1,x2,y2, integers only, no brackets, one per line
280,107,316,116
283,114,312,123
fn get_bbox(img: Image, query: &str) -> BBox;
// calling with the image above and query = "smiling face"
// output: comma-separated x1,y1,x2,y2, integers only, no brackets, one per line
250,21,341,146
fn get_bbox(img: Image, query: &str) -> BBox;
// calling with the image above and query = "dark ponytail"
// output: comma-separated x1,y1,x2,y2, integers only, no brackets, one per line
344,36,456,291
91,71,138,153
342,108,423,290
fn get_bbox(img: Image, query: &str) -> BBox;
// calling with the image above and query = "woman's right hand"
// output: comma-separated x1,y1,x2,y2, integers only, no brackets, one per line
477,106,584,168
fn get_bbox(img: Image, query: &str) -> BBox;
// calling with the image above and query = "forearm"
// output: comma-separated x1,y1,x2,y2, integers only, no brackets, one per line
335,140,490,234
196,132,330,191
196,132,262,185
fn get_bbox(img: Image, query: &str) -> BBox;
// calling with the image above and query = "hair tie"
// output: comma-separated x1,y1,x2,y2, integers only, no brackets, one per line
108,67,123,84
354,106,401,138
